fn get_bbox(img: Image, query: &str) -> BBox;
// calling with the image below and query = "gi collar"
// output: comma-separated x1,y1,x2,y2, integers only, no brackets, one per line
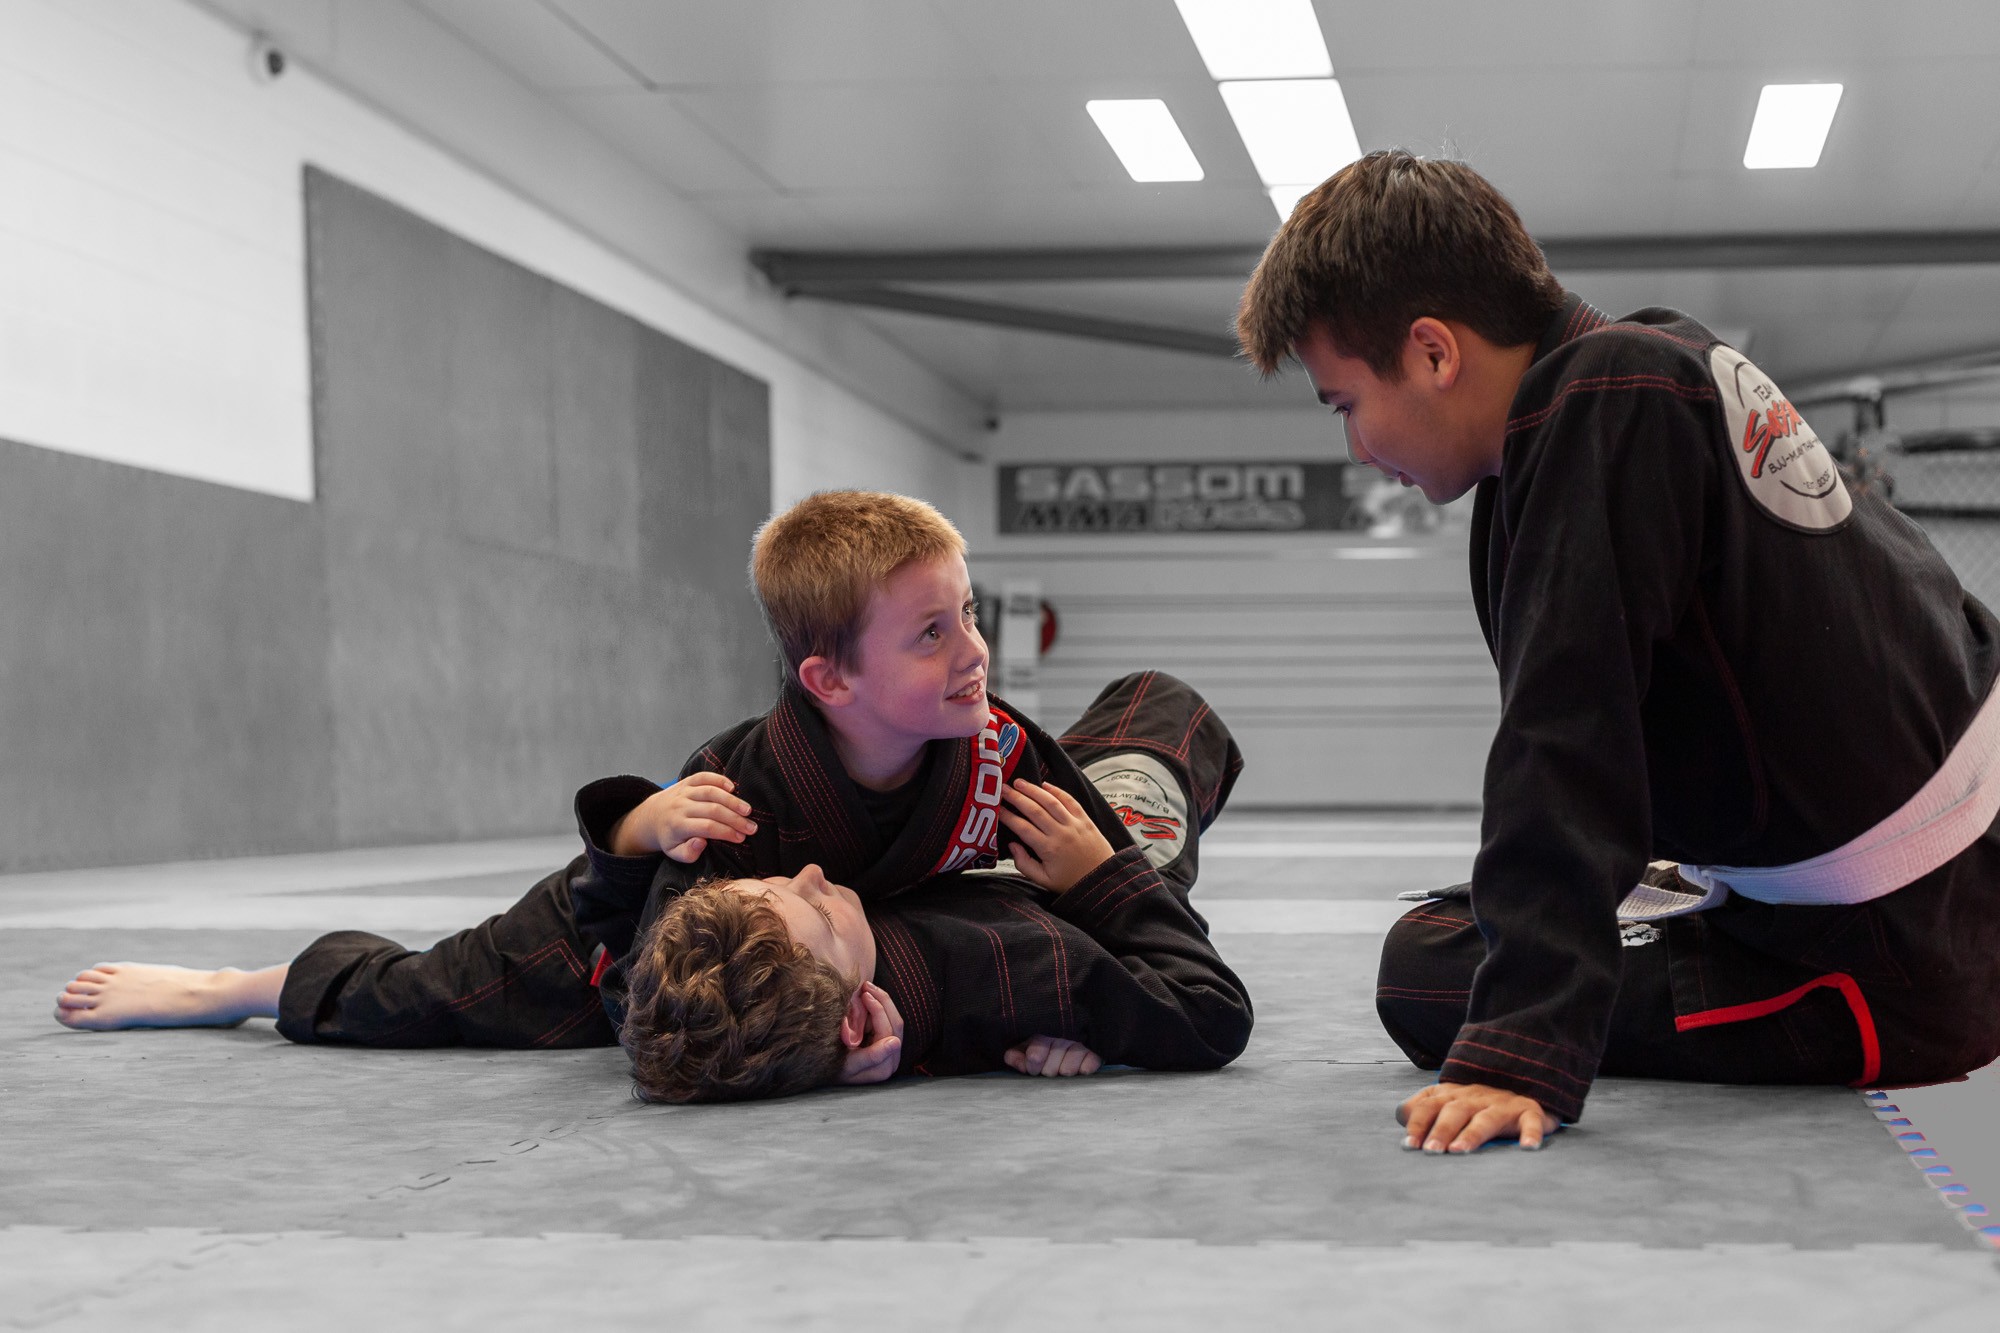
1532,291,1612,365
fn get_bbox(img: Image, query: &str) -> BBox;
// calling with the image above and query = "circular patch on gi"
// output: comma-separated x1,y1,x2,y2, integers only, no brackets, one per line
1082,752,1189,871
1710,344,1852,532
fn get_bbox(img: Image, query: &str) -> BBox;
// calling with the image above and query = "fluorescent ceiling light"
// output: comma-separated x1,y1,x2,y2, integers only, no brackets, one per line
1219,79,1361,187
1175,0,1332,80
1743,83,1843,169
1086,99,1204,182
1268,183,1312,220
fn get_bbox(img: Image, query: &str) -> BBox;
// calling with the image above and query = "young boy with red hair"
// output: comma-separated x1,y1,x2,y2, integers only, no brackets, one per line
56,494,1249,1096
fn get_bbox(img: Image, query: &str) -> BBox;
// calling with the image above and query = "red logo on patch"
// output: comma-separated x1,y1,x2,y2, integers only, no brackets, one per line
1741,398,1805,478
1113,803,1183,842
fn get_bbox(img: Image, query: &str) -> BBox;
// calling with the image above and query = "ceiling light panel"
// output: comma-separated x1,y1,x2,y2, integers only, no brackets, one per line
1218,79,1361,187
1743,83,1843,169
1086,99,1205,182
1174,0,1332,80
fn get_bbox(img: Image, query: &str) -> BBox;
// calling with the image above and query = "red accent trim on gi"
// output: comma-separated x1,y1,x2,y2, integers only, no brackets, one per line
1674,971,1882,1086
587,944,613,988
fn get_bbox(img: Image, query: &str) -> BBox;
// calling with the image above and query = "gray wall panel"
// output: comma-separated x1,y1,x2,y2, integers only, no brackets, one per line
0,169,772,870
306,176,455,528
308,168,773,847
0,441,336,871
444,240,557,557
550,288,642,574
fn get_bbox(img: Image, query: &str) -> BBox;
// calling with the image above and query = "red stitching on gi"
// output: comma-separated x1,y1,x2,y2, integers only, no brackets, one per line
1560,301,1587,345
1506,375,1718,434
1200,753,1243,823
770,702,866,869
1175,703,1210,761
872,917,939,1048
1375,985,1473,999
998,898,1073,1033
1438,1056,1579,1102
1084,862,1165,922
1112,671,1156,741
1397,910,1472,931
369,937,587,1045
1618,323,1713,352
1448,1038,1592,1091
1673,971,1882,1086
1056,735,1203,771
974,922,1017,1029
1456,1021,1590,1059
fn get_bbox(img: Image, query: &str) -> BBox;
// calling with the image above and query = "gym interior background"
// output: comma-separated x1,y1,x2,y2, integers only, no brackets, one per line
4,2,1999,1326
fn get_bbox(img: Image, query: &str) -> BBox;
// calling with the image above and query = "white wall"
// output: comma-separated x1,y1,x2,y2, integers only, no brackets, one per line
0,0,978,519
0,1,313,498
969,409,1496,808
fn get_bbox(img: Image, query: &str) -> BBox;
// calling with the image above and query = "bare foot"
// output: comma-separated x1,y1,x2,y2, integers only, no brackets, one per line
53,962,284,1031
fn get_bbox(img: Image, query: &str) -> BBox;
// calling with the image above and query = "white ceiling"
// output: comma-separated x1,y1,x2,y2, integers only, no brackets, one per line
414,0,2000,410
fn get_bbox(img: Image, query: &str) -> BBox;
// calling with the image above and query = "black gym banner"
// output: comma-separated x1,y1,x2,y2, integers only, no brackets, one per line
997,460,1352,534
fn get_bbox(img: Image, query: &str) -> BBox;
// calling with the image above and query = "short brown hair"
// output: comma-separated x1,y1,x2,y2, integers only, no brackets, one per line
620,879,853,1103
751,490,965,684
1237,151,1565,378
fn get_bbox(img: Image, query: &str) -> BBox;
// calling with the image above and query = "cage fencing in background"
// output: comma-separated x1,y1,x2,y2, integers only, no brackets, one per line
1867,428,2000,614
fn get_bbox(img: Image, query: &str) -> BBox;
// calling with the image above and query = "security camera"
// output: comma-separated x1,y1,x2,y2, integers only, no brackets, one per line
248,34,286,84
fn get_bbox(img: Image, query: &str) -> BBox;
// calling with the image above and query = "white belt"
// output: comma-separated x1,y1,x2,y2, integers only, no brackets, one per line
1619,672,2000,922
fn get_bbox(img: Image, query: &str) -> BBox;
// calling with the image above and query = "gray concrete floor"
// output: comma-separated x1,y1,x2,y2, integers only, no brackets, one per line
4,816,1997,1330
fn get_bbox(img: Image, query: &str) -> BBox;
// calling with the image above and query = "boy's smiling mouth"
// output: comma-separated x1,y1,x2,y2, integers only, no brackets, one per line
948,678,986,703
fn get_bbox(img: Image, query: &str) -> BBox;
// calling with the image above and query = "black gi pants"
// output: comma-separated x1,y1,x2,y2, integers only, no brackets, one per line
1377,829,2000,1091
276,862,616,1048
277,671,1239,1050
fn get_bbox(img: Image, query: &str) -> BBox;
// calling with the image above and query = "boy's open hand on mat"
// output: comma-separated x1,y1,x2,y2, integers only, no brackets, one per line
1397,1081,1561,1154
1004,1034,1104,1077
610,773,757,861
836,982,904,1085
999,781,1117,892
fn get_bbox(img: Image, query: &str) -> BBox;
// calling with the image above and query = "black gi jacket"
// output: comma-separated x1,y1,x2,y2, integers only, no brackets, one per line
569,686,1131,1010
872,845,1252,1075
1455,293,2000,1119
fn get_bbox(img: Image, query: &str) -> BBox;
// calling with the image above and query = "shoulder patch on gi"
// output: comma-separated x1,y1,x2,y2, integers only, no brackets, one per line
1709,344,1851,532
1081,752,1189,873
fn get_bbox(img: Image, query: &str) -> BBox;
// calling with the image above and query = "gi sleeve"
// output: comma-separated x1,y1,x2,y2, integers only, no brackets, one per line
569,775,664,928
1045,845,1254,1069
1451,378,1715,1121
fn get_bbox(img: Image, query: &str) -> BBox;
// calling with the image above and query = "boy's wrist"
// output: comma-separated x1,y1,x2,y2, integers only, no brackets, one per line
607,793,665,857
576,775,667,861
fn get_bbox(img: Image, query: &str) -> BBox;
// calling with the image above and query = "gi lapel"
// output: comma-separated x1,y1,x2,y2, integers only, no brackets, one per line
764,686,876,882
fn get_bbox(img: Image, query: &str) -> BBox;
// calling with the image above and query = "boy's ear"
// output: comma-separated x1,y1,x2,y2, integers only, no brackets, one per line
839,989,869,1049
1407,317,1462,387
796,655,851,709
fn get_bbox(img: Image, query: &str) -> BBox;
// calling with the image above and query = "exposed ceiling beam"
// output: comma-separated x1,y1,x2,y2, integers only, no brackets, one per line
755,230,2000,287
791,284,1240,358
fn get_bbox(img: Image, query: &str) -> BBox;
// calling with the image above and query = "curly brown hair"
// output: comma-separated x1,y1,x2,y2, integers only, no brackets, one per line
1236,150,1564,379
620,878,854,1103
